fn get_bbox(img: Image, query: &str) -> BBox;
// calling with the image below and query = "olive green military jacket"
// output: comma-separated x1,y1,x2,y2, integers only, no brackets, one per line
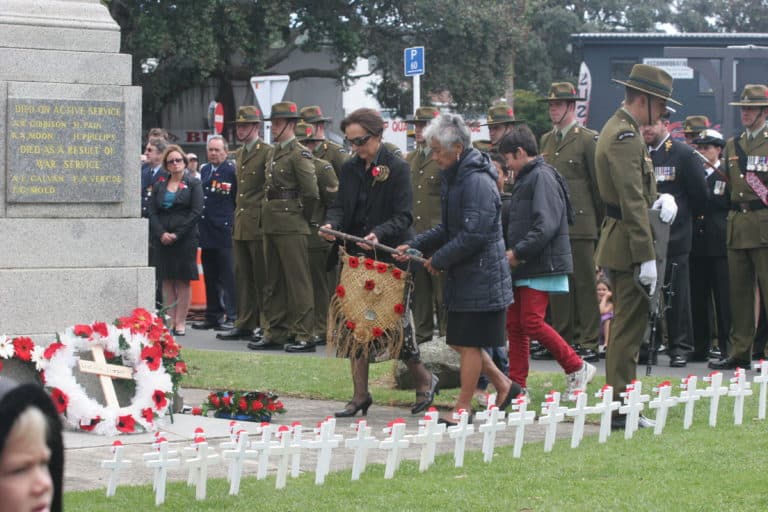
406,145,442,232
308,157,339,249
262,138,319,235
312,140,349,177
724,128,768,249
594,109,657,271
541,125,602,240
233,140,272,241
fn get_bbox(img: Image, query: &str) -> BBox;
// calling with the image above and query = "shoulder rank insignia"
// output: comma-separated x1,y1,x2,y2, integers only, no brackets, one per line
301,150,313,159
664,139,673,152
594,134,599,141
574,127,580,134
617,131,635,141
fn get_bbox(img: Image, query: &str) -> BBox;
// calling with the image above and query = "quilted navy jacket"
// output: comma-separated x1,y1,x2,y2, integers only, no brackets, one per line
409,148,513,312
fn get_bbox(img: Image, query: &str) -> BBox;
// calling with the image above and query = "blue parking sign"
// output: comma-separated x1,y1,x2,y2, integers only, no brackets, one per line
404,47,425,76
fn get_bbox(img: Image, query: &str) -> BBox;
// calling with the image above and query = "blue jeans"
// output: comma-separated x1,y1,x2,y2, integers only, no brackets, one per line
477,345,509,390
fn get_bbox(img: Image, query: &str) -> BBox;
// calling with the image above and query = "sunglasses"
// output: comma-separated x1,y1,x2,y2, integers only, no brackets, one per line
166,158,185,165
344,134,373,147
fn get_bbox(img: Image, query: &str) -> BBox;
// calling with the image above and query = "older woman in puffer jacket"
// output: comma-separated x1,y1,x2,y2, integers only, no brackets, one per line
396,113,522,424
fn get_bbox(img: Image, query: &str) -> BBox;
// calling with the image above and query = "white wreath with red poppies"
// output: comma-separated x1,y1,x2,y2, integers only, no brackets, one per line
37,321,174,436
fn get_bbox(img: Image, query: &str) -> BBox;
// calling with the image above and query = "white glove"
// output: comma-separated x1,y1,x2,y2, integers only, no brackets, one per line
652,193,678,224
638,259,657,295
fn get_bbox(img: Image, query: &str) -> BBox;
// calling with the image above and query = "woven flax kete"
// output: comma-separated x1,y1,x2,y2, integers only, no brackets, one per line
327,247,412,362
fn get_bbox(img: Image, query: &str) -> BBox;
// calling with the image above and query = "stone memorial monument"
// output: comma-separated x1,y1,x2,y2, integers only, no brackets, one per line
0,0,151,338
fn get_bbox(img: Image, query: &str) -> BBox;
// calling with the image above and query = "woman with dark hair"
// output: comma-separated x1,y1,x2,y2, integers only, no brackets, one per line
499,125,595,398
147,144,204,335
0,378,64,512
396,113,522,423
321,108,437,417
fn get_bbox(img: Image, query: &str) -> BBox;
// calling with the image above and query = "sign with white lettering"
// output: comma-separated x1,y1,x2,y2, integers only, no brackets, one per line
6,98,125,203
642,58,694,80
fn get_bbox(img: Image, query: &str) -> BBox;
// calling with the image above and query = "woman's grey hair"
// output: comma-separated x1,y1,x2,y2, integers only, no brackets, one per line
424,113,471,151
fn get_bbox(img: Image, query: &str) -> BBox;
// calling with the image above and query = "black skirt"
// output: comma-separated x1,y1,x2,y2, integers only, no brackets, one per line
153,234,199,281
446,309,507,348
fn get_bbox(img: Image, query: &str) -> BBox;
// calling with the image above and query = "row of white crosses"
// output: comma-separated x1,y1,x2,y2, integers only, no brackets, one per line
100,361,768,504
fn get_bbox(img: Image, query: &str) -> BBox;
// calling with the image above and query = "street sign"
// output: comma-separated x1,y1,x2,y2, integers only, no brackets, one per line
213,102,224,134
249,75,290,119
249,75,290,144
642,58,694,80
404,47,425,76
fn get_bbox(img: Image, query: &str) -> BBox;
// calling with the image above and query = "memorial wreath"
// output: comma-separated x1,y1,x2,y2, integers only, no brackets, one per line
0,308,187,436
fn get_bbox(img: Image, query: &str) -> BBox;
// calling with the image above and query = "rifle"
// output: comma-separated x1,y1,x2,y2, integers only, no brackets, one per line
644,262,678,376
317,226,428,265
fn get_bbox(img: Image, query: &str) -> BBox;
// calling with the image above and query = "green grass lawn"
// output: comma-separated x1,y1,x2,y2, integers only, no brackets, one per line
66,349,768,511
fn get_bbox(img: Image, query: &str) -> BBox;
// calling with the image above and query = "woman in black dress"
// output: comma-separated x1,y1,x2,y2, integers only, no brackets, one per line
321,108,437,418
147,145,203,335
396,114,521,423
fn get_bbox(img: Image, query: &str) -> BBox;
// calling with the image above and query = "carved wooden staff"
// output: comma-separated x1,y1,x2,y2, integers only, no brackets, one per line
318,226,428,265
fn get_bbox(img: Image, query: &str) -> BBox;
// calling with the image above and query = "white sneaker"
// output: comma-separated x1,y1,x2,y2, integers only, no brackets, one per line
566,362,597,397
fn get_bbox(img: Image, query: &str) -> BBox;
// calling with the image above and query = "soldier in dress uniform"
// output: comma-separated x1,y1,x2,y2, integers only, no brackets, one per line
538,82,602,362
594,64,680,429
141,138,169,309
405,106,446,343
192,135,238,332
248,101,319,352
217,106,272,342
287,121,339,351
689,129,731,362
641,109,708,367
300,105,349,176
682,115,711,146
479,102,524,153
710,84,768,369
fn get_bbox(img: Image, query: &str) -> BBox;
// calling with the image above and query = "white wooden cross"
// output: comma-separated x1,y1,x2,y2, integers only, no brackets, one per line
476,404,507,463
592,385,620,444
539,390,567,452
447,409,475,467
185,440,218,500
144,441,180,506
506,397,535,458
306,417,342,485
565,390,591,448
618,381,650,439
409,409,446,472
753,360,768,420
289,421,304,478
77,344,133,408
648,381,678,435
728,368,753,426
251,422,277,481
144,433,168,491
101,440,131,497
379,419,409,479
700,371,729,427
222,430,259,495
345,419,378,480
271,426,300,490
184,428,207,486
678,375,701,430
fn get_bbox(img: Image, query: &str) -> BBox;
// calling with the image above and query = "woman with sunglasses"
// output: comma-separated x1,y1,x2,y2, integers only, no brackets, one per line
147,144,204,335
321,108,437,417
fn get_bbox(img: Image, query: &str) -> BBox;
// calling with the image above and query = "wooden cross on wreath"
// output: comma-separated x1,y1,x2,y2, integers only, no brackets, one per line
78,345,133,408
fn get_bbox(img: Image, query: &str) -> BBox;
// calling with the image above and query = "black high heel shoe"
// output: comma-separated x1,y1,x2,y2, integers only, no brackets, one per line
334,394,373,418
497,380,523,411
411,373,440,414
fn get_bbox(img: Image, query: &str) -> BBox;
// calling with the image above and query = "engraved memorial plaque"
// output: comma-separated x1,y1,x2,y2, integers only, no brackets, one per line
7,98,125,203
